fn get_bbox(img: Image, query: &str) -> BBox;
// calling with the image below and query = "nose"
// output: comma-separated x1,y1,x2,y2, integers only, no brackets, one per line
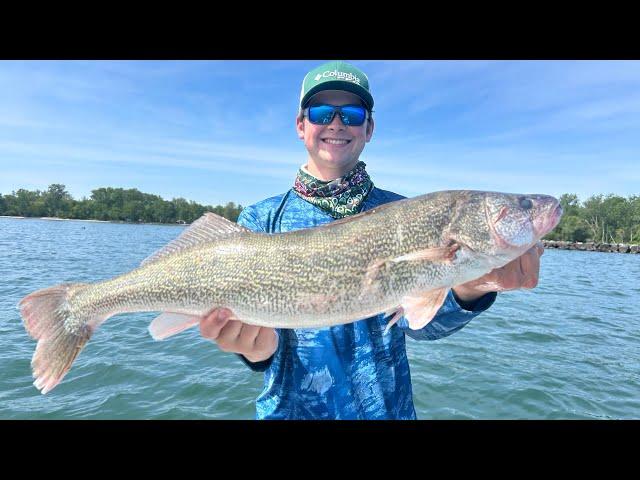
328,111,346,130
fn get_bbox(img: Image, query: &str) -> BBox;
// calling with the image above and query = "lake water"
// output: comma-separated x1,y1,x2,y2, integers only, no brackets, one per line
1,217,639,419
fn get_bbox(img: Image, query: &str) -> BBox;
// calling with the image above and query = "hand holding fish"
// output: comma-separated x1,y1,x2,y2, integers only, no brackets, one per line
200,308,278,363
453,242,545,301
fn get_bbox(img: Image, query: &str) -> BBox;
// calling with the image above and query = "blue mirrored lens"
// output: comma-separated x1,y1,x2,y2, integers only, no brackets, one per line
308,105,367,126
308,105,337,124
339,105,366,126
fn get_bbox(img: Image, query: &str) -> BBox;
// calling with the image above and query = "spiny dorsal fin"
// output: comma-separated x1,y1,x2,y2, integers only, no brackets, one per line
141,212,251,266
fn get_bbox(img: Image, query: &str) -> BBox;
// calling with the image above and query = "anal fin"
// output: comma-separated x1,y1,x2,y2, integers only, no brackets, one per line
148,312,201,341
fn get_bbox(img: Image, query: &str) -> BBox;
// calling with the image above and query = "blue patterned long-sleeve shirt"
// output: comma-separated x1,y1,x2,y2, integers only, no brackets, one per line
236,187,496,419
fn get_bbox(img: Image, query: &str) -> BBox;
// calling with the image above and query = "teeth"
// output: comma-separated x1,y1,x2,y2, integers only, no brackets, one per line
324,139,349,145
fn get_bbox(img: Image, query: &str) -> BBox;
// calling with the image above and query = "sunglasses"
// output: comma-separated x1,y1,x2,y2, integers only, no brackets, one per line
304,104,369,127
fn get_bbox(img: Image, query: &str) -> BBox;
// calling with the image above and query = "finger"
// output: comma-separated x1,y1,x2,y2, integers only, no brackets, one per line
202,307,233,325
236,323,262,352
200,309,233,340
254,328,278,356
458,268,499,291
216,319,244,352
490,258,522,291
463,279,505,292
518,249,540,289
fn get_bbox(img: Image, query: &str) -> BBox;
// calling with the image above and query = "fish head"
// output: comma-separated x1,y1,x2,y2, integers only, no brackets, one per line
485,192,562,250
446,191,562,265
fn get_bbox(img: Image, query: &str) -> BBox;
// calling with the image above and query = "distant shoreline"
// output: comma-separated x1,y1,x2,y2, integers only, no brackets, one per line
0,215,189,227
542,240,640,254
2,217,639,250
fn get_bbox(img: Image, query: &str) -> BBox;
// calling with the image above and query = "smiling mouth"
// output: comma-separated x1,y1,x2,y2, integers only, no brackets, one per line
322,139,351,145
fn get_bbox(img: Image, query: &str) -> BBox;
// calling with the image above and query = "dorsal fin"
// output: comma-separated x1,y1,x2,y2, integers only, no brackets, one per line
141,212,251,266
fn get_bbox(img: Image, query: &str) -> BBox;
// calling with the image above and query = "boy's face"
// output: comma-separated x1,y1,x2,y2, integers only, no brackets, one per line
296,90,374,177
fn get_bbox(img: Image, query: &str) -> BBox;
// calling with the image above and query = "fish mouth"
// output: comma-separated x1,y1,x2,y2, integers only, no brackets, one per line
551,204,563,228
535,202,563,237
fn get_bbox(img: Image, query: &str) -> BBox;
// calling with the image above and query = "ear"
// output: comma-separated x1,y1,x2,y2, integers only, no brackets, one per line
296,113,305,140
365,115,375,142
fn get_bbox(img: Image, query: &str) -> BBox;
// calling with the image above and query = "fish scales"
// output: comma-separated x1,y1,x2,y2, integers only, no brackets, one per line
66,189,500,328
18,190,563,393
70,193,457,328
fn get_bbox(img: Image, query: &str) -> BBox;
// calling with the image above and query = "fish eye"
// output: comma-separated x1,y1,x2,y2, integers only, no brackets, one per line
519,197,533,210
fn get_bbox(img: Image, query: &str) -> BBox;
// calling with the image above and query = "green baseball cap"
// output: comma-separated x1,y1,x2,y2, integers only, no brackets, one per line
299,60,374,111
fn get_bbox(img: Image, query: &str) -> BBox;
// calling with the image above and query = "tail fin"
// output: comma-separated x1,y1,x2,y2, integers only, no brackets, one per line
19,283,98,394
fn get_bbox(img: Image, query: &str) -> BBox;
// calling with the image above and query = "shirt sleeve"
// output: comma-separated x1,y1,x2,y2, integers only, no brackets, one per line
236,207,265,232
400,290,497,341
236,348,276,372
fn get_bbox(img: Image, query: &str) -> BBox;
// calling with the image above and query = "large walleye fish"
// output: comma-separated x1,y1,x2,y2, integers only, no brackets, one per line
19,190,562,393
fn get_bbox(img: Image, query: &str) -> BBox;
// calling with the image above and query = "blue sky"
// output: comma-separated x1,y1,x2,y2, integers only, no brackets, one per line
0,60,638,207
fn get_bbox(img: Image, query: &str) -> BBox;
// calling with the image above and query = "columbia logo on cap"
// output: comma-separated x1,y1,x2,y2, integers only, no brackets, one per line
314,70,362,85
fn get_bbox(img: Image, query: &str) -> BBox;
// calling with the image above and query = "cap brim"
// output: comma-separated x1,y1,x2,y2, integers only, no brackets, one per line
301,81,374,110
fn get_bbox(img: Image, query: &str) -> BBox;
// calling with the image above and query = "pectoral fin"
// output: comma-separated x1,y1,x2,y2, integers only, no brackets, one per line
400,287,450,330
363,244,459,298
148,312,201,340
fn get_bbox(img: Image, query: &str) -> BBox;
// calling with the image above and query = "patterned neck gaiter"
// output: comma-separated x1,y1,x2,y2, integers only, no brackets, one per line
293,161,374,218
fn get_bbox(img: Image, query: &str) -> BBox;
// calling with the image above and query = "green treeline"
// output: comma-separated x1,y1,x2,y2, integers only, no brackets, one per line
0,184,243,224
545,193,640,244
2,186,639,242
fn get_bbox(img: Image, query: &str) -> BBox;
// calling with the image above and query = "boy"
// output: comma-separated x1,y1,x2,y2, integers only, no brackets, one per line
200,61,543,419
